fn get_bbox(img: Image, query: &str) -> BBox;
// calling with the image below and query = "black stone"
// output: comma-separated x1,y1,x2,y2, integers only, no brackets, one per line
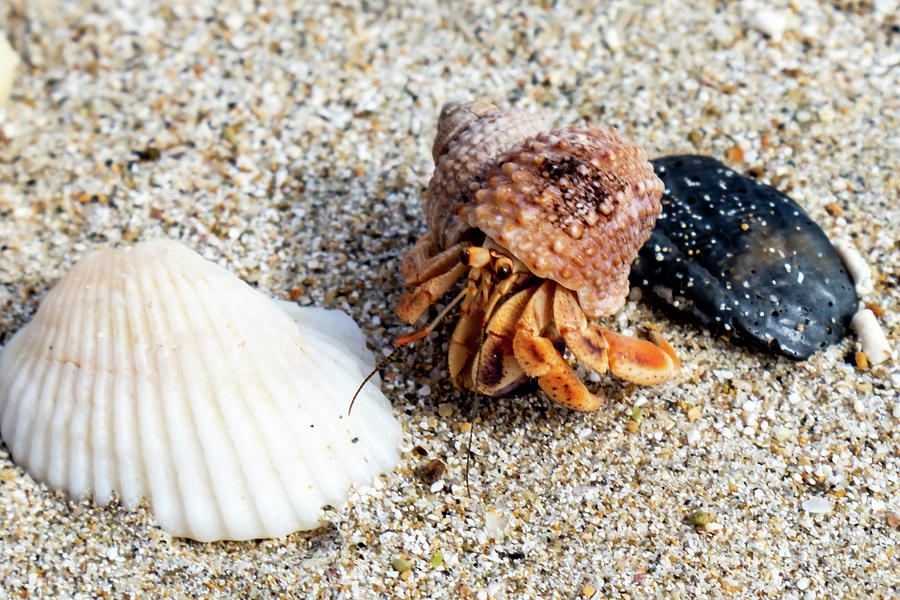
631,155,858,360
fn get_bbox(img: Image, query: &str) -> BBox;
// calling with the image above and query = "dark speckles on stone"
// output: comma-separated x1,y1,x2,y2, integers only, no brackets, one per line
631,155,858,360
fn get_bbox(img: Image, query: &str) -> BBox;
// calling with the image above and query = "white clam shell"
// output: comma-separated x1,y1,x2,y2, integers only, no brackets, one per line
0,239,401,541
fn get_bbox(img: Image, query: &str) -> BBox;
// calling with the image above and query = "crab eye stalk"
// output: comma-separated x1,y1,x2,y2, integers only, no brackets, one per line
495,260,513,280
459,247,471,265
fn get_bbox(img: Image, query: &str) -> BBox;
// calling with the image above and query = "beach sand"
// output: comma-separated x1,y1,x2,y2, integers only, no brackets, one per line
1,0,898,597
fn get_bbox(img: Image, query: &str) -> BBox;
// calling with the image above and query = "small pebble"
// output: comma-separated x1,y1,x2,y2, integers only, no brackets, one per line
603,27,622,51
0,32,18,106
687,428,701,445
825,202,844,217
391,556,412,573
751,9,788,40
689,510,713,527
802,496,834,514
415,459,446,485
886,512,900,530
773,426,794,442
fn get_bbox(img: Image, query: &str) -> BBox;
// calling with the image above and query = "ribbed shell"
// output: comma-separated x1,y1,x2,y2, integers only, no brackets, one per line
424,100,664,317
0,239,401,541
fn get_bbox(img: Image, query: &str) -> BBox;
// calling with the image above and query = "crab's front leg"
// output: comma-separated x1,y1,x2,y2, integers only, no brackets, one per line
512,281,604,411
397,239,469,324
460,287,532,396
552,287,680,385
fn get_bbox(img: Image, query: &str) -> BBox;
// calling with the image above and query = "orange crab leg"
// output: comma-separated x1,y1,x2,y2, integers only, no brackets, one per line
396,261,467,324
552,286,611,375
512,281,603,411
466,286,532,395
553,282,679,385
598,328,680,385
401,232,439,282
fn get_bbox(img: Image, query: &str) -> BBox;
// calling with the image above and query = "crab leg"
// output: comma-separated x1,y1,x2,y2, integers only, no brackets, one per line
396,261,466,324
553,286,680,385
401,231,439,282
551,286,611,375
465,287,532,396
512,281,604,411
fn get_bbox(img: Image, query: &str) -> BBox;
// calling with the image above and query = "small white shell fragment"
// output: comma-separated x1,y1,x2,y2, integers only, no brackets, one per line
0,239,401,541
772,426,794,442
834,238,874,295
0,32,19,106
851,308,892,365
686,428,701,445
750,9,788,41
801,496,834,514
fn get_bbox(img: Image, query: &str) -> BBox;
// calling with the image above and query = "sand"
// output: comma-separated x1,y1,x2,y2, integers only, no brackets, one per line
1,0,898,598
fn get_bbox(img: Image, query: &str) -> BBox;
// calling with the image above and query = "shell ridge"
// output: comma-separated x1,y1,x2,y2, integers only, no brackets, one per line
239,304,348,528
278,306,401,469
272,321,381,503
10,257,91,464
185,268,294,538
270,330,351,505
30,257,99,485
272,302,399,522
156,255,242,540
116,252,155,509
88,252,118,505
2,332,44,469
0,326,42,463
135,252,203,535
240,319,327,528
64,251,108,499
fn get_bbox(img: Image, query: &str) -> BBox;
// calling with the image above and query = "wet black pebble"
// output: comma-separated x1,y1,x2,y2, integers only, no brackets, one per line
631,155,857,360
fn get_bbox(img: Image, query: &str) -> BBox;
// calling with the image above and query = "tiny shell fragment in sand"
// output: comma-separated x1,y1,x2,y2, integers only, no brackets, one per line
851,308,892,365
802,496,833,514
0,32,19,106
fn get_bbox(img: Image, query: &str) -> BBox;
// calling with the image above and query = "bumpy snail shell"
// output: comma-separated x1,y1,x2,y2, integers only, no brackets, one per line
425,100,664,318
426,101,547,248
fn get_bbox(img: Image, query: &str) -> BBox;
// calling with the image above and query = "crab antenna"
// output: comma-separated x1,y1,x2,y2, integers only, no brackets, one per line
350,288,469,416
348,348,403,416
464,398,478,498
464,323,491,499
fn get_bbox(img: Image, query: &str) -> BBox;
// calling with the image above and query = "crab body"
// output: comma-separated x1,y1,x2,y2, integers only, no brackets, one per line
397,101,679,410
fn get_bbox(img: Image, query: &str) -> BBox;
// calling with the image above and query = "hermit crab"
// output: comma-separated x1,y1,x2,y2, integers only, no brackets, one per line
397,100,680,411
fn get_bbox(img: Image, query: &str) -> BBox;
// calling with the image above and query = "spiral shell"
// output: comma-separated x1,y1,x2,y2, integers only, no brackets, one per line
425,100,664,317
0,239,401,541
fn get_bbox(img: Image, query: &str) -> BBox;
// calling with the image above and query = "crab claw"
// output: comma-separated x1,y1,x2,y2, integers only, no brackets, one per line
598,328,680,385
512,281,604,411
